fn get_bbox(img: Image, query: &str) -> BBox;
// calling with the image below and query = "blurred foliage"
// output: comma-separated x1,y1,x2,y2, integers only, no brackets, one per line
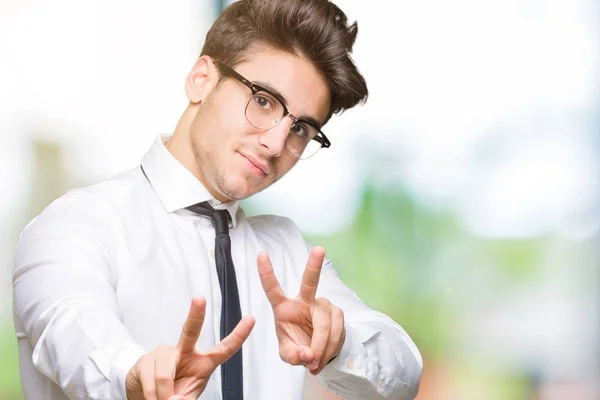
307,184,459,356
0,325,23,399
306,182,546,361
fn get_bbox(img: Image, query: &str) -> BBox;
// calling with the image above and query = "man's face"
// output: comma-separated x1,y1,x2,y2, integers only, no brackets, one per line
185,47,331,202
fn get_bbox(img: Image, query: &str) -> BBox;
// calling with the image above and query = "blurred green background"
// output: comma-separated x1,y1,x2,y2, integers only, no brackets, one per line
1,0,598,399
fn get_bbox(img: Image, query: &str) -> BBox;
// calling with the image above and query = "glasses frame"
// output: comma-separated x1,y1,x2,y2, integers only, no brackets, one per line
215,61,331,158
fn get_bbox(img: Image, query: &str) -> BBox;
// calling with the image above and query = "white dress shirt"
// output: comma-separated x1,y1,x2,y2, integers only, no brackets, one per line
13,135,422,400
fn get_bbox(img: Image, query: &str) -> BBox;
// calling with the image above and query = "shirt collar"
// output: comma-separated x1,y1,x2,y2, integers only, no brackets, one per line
140,134,239,227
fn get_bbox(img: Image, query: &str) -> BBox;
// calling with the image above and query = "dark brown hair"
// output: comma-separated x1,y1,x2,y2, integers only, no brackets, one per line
201,0,368,123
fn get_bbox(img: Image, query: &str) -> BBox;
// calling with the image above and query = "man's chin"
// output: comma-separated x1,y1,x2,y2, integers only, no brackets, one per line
218,184,257,202
219,177,270,201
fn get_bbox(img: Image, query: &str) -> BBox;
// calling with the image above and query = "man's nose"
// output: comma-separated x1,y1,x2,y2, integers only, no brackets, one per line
258,116,293,157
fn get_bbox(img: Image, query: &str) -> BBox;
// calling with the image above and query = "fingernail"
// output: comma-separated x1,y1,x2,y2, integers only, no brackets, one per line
308,359,319,370
300,350,308,361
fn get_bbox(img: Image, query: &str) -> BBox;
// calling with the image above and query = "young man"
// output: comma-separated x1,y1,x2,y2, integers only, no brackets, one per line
13,1,422,399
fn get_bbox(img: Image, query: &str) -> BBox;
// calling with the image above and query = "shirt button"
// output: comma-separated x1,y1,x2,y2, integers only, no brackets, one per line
209,249,215,258
377,380,384,389
345,357,353,369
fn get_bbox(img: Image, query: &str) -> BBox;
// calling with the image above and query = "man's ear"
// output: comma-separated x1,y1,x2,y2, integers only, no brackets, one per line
185,55,219,104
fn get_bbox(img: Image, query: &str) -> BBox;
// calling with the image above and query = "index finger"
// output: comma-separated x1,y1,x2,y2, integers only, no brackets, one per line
298,246,325,303
257,252,287,307
178,296,206,354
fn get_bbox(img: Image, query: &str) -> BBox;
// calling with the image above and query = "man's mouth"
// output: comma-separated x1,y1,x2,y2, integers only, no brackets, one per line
239,152,268,176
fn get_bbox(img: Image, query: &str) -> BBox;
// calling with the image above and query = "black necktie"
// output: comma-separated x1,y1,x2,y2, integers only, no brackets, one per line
186,201,243,400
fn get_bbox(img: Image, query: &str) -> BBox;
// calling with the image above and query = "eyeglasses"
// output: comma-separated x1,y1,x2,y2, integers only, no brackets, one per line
215,61,331,160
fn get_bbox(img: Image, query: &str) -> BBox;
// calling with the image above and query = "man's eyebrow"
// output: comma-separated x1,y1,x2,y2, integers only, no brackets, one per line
299,116,323,129
255,80,324,129
255,81,289,108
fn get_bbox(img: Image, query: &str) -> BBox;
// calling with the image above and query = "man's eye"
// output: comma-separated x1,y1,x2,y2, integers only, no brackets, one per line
291,124,308,139
254,95,274,111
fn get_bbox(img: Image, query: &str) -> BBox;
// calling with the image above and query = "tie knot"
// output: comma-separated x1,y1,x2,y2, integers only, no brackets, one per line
186,201,230,235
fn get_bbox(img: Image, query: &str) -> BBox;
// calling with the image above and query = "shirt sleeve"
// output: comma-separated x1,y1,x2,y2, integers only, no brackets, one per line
12,191,146,399
311,247,423,400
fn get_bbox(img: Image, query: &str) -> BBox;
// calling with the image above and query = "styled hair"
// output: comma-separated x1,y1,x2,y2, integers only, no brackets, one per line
201,0,368,123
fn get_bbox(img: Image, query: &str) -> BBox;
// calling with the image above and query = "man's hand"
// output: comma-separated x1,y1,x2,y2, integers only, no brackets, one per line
257,246,346,375
125,297,255,400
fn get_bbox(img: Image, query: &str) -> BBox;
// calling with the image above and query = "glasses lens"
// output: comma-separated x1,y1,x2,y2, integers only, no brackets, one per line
286,122,322,159
245,91,324,160
245,92,285,130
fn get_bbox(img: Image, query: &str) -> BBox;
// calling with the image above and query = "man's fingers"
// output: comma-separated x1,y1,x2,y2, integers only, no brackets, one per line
205,315,256,368
308,298,331,372
154,346,177,400
178,297,206,354
257,252,287,306
279,343,313,366
298,246,325,303
317,305,345,374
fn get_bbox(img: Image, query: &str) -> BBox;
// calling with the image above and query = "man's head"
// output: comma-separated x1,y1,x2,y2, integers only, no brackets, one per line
168,0,368,202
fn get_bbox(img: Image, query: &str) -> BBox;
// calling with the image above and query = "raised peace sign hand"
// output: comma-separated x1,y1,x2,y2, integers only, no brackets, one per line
257,246,346,375
125,297,255,400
